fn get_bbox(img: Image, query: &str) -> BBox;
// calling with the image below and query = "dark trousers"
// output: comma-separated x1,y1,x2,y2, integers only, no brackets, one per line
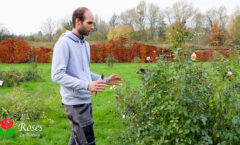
64,103,95,145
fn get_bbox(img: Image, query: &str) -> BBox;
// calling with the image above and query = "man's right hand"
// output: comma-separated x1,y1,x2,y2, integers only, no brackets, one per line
88,80,107,92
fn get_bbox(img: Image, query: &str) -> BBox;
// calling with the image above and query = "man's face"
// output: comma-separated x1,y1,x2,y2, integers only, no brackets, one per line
76,10,94,36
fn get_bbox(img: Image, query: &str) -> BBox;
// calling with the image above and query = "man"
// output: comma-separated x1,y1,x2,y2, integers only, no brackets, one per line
51,7,122,145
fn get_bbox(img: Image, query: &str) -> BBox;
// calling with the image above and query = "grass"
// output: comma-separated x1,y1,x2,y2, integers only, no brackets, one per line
0,63,148,145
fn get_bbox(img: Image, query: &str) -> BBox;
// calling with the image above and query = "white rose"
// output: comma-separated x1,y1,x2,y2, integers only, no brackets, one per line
146,56,151,61
191,52,197,61
0,80,3,86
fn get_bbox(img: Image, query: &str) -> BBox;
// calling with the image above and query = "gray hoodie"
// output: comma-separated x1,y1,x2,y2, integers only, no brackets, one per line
51,30,103,105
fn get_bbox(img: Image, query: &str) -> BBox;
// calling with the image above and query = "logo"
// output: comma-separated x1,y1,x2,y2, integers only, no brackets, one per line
0,118,15,139
18,123,42,137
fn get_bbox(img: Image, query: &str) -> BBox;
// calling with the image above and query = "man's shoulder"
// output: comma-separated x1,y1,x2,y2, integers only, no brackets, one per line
85,41,90,47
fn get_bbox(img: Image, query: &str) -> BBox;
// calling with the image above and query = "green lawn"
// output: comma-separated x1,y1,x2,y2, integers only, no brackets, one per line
0,63,146,145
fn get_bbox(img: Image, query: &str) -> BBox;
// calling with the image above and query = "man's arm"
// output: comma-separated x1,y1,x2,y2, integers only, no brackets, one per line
51,39,89,90
90,72,107,81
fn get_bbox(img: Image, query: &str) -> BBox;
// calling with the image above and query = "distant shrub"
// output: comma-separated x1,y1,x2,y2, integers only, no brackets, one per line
22,62,42,81
211,50,225,61
0,87,45,121
0,69,22,87
106,53,117,67
33,47,52,63
132,56,141,63
0,39,31,63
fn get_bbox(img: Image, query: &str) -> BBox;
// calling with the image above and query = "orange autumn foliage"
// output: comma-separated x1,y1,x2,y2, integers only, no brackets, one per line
0,38,238,63
0,39,31,63
90,37,172,63
33,47,52,63
0,39,53,63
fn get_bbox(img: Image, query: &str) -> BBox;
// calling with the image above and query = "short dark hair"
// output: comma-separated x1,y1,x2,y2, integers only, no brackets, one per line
72,7,89,28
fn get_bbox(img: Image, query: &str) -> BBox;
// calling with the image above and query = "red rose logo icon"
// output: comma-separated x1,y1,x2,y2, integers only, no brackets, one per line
0,118,13,129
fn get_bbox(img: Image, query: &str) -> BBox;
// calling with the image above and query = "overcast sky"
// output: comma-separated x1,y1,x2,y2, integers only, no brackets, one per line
0,0,239,35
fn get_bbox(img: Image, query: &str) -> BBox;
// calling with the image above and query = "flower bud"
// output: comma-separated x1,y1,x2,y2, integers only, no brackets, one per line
227,71,232,77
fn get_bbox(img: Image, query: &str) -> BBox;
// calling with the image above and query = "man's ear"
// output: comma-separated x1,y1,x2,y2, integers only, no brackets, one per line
76,18,83,26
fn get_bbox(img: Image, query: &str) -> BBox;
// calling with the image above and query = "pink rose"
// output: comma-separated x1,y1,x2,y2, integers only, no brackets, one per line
227,71,232,77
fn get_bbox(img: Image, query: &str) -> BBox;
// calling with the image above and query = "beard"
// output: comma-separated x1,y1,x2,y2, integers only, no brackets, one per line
77,28,89,36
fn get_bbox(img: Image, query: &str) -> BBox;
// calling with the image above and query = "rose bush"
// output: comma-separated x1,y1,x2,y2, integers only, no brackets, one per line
115,49,240,144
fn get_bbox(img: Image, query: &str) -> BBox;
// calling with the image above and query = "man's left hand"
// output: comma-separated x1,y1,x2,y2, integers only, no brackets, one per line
106,74,122,85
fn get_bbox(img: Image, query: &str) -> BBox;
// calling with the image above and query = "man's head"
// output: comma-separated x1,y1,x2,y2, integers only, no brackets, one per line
72,7,94,36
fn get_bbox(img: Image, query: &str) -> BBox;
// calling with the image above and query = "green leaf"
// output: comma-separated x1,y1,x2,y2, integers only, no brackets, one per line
5,129,15,139
0,128,4,136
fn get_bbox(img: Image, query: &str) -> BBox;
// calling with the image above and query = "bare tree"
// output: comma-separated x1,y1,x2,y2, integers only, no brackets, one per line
164,8,173,24
191,12,208,34
119,8,137,29
147,3,160,39
157,11,166,40
109,13,119,28
40,18,57,40
136,1,147,31
171,0,197,25
216,6,228,29
94,14,109,35
0,24,9,35
0,24,10,41
205,6,228,30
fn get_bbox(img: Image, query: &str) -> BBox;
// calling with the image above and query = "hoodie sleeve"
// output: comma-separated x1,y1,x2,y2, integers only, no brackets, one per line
51,38,89,90
91,72,107,81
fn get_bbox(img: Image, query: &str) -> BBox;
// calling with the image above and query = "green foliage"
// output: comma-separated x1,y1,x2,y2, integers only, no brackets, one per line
0,63,41,87
166,23,196,49
0,69,22,87
227,14,240,46
132,56,141,63
131,30,149,42
22,62,42,81
0,87,45,121
107,25,134,40
86,31,107,41
211,51,225,61
116,52,240,144
63,20,73,31
106,53,115,67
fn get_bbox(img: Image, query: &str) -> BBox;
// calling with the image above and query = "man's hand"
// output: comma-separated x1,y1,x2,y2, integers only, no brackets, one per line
88,80,107,92
106,74,122,85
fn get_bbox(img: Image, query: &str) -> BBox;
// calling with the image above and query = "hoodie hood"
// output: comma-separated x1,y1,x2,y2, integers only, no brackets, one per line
61,30,85,44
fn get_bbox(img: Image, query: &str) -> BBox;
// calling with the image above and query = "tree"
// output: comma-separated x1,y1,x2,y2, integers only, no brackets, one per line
191,13,208,34
209,20,224,46
156,12,166,40
0,25,10,41
227,9,240,45
63,20,73,31
107,25,134,40
147,3,160,39
118,8,137,28
168,0,197,26
109,13,119,28
86,14,109,41
40,18,57,41
205,6,228,30
136,1,147,31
